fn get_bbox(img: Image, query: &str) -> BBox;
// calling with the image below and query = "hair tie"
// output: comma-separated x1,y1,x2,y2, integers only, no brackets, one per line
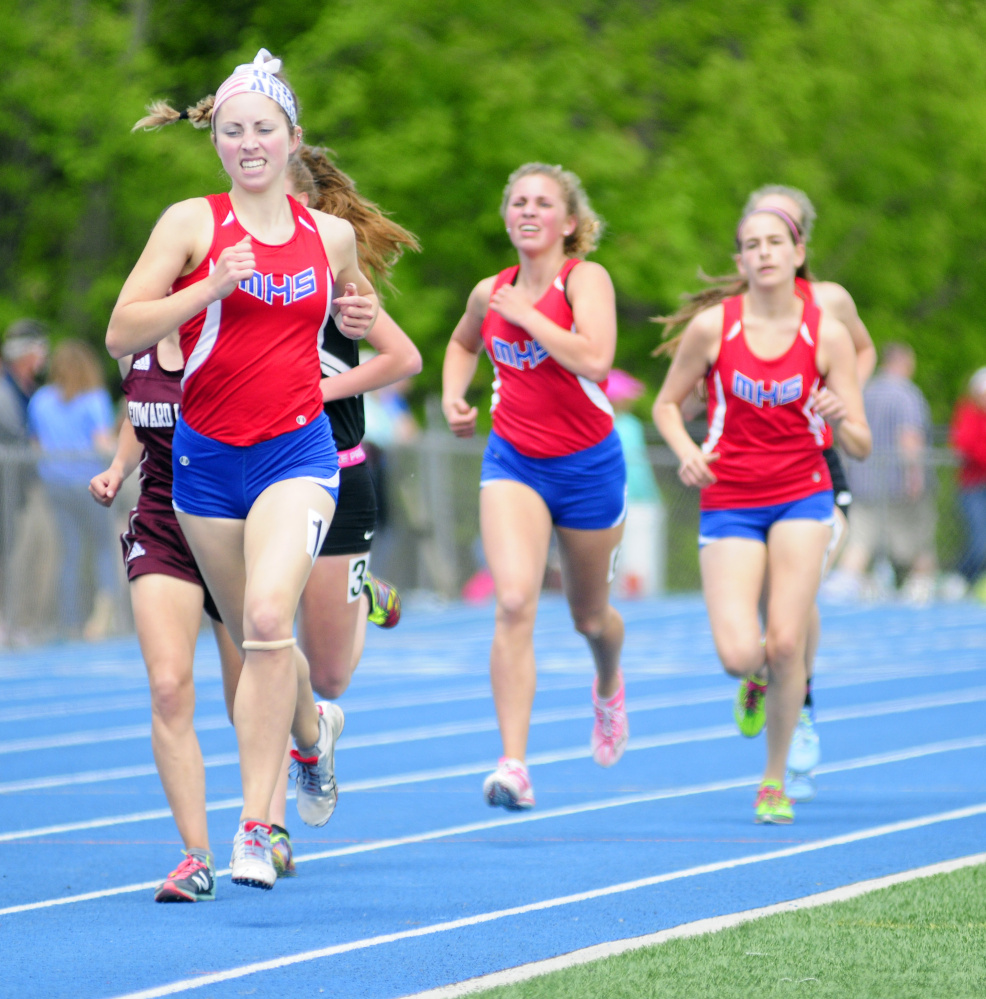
178,110,189,121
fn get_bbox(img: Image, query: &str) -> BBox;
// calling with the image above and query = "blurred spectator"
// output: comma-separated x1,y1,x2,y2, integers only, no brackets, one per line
0,320,51,643
0,319,49,444
605,369,665,596
27,340,119,638
362,362,420,581
949,366,986,590
836,343,936,602
363,375,420,448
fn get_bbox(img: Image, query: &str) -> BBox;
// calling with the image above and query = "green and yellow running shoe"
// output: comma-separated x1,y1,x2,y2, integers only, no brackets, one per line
734,676,767,737
270,824,297,877
754,780,794,824
364,573,401,629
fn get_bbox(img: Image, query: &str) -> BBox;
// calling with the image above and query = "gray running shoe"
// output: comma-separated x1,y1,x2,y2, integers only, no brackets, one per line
290,702,345,827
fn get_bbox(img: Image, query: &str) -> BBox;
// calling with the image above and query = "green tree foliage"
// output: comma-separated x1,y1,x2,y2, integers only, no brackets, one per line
3,0,986,418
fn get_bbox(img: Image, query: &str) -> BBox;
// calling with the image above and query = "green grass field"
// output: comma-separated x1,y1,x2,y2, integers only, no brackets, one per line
475,863,986,999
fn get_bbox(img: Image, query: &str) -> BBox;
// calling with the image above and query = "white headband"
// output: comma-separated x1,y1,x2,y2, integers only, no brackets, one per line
212,48,298,127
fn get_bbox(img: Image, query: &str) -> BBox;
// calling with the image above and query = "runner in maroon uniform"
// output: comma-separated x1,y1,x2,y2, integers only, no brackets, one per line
90,330,241,902
653,207,870,823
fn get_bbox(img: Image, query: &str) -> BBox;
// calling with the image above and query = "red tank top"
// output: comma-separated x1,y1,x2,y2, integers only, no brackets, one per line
172,193,331,446
480,258,613,458
795,277,835,449
121,346,181,516
701,294,832,510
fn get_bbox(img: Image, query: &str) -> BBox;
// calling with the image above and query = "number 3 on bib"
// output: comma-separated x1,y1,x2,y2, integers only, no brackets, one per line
348,556,369,602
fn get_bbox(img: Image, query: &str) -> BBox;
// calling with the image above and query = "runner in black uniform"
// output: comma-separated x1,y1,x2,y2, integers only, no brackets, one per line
258,146,422,874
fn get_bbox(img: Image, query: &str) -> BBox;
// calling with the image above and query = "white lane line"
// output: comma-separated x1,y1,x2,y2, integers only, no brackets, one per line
3,656,983,728
0,687,731,756
3,734,984,916
101,803,986,999
398,851,986,999
4,682,984,797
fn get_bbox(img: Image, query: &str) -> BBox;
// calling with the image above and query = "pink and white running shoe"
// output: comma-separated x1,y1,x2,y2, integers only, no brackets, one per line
483,757,535,810
591,673,629,767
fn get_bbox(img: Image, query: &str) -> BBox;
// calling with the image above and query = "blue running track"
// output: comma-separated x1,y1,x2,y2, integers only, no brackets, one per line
1,595,984,998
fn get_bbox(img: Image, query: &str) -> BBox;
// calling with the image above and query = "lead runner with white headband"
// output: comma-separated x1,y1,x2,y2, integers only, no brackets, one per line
108,48,379,893
212,48,298,127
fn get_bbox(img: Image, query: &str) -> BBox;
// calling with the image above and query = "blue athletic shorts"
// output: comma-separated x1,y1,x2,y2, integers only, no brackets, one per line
699,490,835,547
172,413,340,519
480,429,627,530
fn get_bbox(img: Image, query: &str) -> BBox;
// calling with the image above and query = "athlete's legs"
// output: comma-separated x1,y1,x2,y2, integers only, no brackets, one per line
214,618,245,725
762,519,831,783
130,573,209,852
554,522,625,698
179,478,335,823
481,480,553,761
804,505,848,685
298,551,371,699
699,538,768,678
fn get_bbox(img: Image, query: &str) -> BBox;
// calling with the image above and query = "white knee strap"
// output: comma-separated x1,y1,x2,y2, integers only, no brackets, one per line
242,637,297,651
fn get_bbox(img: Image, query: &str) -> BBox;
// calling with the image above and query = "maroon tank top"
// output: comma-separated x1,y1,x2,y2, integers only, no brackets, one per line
121,347,182,515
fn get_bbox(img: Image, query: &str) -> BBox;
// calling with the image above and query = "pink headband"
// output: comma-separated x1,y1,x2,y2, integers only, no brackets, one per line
213,49,297,128
735,207,803,248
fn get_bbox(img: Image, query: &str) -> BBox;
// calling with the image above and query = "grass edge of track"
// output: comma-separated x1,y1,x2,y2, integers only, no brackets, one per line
405,853,986,999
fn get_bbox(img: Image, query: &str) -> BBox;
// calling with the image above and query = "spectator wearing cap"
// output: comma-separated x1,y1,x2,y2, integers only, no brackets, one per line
606,369,664,595
0,319,49,444
950,367,986,589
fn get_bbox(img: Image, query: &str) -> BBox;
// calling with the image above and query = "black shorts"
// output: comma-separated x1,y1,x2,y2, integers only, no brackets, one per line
121,502,222,621
824,448,852,518
319,460,378,557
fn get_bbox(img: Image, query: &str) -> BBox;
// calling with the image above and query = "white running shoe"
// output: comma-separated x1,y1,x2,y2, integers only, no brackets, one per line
483,757,535,810
591,673,629,768
786,771,817,802
230,820,275,890
787,708,821,773
290,701,345,827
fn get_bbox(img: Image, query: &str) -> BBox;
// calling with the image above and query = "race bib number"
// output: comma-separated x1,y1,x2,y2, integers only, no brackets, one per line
608,543,622,584
306,509,328,564
348,555,370,602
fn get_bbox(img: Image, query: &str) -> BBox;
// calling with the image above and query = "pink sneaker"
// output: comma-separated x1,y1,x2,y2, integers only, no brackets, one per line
591,673,629,767
483,757,535,810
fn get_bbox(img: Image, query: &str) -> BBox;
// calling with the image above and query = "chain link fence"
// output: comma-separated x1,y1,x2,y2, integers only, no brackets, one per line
0,435,970,647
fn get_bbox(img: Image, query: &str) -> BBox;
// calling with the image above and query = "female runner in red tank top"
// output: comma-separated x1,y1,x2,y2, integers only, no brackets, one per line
744,186,876,803
89,330,242,902
653,207,871,824
105,50,378,890
442,164,629,811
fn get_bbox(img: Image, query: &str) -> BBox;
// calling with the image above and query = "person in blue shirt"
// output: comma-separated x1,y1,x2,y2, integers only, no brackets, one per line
28,339,118,638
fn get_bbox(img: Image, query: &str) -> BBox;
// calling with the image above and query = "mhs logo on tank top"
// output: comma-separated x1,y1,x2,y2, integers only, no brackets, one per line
732,372,804,408
490,336,550,371
237,267,318,306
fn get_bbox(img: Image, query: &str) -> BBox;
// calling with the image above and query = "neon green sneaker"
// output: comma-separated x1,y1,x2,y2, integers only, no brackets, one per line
364,573,401,629
734,676,767,737
270,824,297,877
754,780,794,824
